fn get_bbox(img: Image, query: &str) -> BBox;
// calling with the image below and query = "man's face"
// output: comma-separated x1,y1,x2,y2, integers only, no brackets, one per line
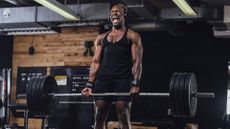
109,5,125,27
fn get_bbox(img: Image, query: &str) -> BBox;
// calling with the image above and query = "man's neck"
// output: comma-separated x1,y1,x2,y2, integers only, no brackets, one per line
112,25,126,32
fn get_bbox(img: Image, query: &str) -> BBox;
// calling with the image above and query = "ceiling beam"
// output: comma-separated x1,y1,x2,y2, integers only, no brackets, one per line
3,0,35,5
3,0,20,5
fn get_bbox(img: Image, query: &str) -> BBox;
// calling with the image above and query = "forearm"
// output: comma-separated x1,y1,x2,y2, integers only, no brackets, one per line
88,62,100,82
132,63,142,80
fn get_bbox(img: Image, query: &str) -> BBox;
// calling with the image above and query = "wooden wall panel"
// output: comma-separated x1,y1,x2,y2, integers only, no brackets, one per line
11,27,99,128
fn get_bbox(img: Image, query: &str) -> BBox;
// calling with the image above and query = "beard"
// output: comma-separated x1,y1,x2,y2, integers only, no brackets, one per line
112,22,122,29
113,24,122,29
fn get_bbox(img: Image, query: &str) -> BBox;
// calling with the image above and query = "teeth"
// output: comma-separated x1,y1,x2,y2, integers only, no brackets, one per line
113,17,118,20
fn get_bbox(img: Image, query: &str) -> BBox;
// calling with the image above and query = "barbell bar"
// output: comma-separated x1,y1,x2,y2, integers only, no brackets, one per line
50,92,215,98
26,72,215,118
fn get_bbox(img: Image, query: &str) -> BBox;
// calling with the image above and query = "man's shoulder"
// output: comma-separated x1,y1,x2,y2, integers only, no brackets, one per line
127,28,141,40
95,31,110,45
98,31,110,39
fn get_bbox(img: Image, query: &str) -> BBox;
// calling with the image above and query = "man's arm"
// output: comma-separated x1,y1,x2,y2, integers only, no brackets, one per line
130,31,143,84
88,35,103,83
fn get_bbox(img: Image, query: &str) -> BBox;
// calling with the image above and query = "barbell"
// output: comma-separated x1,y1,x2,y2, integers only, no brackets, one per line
26,72,215,118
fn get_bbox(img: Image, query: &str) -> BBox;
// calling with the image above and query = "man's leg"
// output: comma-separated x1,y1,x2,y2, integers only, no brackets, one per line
116,101,132,129
94,100,112,129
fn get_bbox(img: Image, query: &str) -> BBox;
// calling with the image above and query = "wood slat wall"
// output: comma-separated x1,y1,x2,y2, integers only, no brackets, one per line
12,27,99,128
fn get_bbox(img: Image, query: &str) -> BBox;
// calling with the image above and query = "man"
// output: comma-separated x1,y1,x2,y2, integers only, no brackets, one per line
82,4,143,129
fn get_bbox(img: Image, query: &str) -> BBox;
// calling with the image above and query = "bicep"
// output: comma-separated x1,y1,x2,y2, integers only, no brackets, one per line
131,35,143,63
93,37,103,63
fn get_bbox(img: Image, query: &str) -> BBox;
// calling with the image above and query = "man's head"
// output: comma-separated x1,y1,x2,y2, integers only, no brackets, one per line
109,4,128,29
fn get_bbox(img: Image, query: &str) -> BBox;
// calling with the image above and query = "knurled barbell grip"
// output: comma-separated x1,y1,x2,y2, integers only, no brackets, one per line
51,92,215,98
52,92,170,97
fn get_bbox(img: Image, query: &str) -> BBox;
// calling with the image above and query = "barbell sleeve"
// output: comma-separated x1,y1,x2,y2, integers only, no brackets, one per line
196,92,215,98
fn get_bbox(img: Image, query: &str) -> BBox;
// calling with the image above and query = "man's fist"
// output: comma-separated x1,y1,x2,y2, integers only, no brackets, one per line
81,87,93,97
130,86,140,100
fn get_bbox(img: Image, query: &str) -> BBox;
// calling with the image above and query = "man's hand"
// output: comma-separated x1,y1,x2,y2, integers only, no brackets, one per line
81,87,93,97
130,86,140,100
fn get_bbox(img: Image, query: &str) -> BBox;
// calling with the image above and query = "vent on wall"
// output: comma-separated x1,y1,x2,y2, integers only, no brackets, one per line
0,27,60,35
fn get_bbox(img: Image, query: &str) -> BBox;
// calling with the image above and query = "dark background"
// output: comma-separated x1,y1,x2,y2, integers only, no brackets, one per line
130,22,228,129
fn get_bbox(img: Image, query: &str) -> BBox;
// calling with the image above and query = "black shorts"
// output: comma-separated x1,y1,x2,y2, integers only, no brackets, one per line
93,78,132,101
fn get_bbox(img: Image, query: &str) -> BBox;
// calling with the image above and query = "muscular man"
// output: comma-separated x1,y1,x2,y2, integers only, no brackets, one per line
82,4,143,129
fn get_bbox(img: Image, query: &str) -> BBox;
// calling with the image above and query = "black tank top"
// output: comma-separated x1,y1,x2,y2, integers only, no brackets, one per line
96,29,132,80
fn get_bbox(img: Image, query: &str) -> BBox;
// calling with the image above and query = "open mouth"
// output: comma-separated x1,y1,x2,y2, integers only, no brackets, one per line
112,16,119,22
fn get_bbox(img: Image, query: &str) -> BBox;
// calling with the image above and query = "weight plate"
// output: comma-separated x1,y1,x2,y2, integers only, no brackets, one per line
27,76,37,113
169,72,177,116
177,73,183,117
184,73,191,117
32,76,39,113
34,76,44,114
30,76,40,113
175,73,183,117
189,73,198,117
0,99,3,108
170,72,181,117
42,76,58,115
37,76,46,114
0,117,3,128
180,73,188,117
26,77,33,109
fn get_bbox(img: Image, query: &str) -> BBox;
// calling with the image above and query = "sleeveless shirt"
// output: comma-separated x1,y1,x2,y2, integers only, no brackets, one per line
96,29,133,80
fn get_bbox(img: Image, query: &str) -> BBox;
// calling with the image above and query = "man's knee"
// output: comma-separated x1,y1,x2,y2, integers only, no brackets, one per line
118,110,129,122
95,110,108,122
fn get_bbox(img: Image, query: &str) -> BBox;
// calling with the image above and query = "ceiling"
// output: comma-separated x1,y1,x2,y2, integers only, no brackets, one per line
0,0,177,8
0,0,229,37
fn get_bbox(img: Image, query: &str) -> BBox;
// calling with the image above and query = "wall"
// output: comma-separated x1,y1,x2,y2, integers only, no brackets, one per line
131,22,229,129
12,27,99,128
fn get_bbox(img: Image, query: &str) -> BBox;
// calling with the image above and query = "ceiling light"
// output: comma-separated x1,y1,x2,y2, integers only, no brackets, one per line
172,0,197,16
34,0,80,20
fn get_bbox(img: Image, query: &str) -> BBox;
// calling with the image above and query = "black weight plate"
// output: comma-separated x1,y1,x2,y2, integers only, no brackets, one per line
32,76,40,113
34,76,44,114
26,77,34,109
169,73,175,114
42,76,58,115
169,72,178,116
0,117,3,128
184,73,191,117
27,76,37,113
184,73,198,117
176,73,184,117
178,73,186,117
173,73,179,117
0,99,3,108
35,76,43,115
182,73,190,117
40,76,50,115
30,76,40,113
37,76,46,114
186,73,193,117
176,73,182,117
173,72,181,117
189,73,198,117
